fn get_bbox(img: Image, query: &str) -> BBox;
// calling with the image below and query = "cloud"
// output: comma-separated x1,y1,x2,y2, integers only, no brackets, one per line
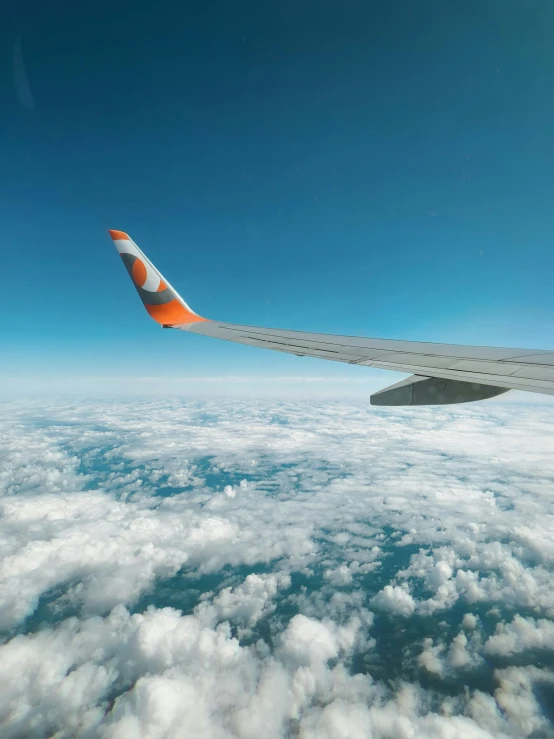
280,613,361,667
1,602,536,739
372,585,415,617
418,638,445,675
462,613,478,631
493,666,554,737
485,615,554,657
1,397,554,737
196,572,291,631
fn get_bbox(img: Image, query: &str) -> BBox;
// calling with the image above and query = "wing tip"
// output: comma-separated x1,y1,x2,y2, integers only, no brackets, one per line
108,229,130,241
108,227,210,326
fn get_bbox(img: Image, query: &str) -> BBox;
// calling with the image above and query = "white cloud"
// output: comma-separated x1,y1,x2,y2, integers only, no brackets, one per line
1,602,534,739
373,585,415,617
280,613,361,667
448,631,482,669
485,615,554,657
418,630,483,677
324,559,380,587
418,638,445,675
0,397,554,737
462,613,478,631
0,491,242,629
196,572,291,631
494,666,554,737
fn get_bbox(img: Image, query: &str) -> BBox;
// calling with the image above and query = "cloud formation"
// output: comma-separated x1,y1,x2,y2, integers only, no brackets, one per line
0,397,553,737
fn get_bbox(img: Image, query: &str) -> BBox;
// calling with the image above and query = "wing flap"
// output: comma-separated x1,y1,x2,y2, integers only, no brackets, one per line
446,359,526,374
356,353,458,369
511,366,554,381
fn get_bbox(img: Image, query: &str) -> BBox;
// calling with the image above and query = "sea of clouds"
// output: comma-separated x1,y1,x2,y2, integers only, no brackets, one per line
1,397,554,738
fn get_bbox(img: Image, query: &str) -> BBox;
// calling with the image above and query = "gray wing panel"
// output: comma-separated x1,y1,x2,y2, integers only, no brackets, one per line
176,321,554,397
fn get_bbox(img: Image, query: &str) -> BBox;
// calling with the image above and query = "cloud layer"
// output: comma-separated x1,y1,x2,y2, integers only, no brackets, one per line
1,397,553,737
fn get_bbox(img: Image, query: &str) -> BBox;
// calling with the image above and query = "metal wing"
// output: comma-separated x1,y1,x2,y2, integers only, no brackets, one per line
182,320,554,403
110,230,554,405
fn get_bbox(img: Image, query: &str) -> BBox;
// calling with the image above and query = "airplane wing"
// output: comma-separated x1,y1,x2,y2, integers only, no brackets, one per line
109,230,554,406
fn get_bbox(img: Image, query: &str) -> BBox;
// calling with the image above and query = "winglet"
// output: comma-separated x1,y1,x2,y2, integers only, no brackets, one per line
109,230,208,326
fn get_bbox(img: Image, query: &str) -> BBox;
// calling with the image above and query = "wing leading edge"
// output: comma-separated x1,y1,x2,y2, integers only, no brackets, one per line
109,230,554,405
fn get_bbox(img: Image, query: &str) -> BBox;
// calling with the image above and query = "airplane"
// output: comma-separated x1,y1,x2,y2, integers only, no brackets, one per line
109,230,554,406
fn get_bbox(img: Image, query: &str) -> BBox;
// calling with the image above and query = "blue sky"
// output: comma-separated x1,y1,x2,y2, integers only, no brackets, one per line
3,0,554,391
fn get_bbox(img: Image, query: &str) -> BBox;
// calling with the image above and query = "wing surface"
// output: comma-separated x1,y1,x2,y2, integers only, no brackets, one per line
109,230,554,403
183,320,554,397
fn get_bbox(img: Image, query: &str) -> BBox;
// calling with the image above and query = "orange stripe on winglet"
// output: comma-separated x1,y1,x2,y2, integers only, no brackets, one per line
157,280,167,292
145,300,209,326
109,229,130,241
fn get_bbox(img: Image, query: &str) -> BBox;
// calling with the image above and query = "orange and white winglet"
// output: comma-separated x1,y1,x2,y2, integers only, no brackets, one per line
109,230,208,326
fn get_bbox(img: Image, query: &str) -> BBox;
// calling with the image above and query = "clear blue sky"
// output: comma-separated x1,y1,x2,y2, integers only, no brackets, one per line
3,0,554,391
